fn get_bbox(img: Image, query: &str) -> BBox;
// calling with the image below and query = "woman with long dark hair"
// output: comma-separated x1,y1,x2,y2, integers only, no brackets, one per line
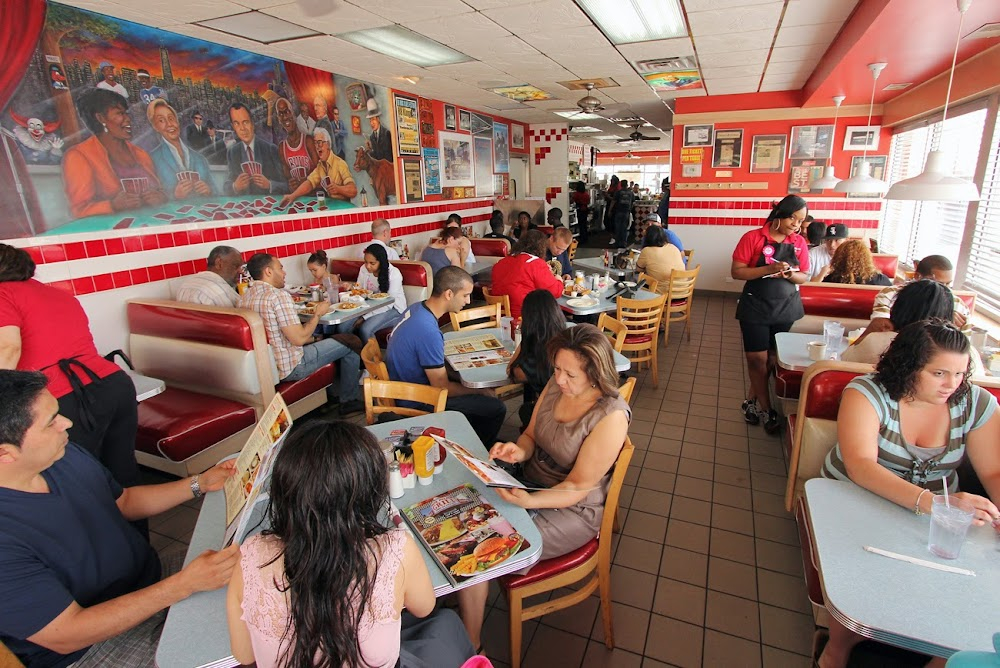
227,420,474,668
731,195,810,435
338,243,406,342
508,290,567,426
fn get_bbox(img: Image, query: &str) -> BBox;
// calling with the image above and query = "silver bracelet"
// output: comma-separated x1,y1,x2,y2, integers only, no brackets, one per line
913,488,929,515
190,474,203,499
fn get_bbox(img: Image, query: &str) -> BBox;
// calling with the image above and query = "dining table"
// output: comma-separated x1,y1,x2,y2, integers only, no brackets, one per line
154,411,542,668
775,331,848,371
804,478,1000,658
295,295,396,327
558,284,661,317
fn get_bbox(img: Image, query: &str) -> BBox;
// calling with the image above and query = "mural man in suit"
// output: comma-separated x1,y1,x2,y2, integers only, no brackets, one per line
184,110,211,152
365,98,393,163
224,103,287,196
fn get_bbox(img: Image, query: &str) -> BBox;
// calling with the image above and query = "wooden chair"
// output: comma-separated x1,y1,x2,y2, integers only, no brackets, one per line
637,272,659,293
481,286,511,318
449,303,502,332
0,641,24,668
597,313,627,353
500,439,635,668
618,376,636,403
361,337,389,381
617,294,667,386
362,378,448,425
683,248,694,266
568,238,579,260
660,264,700,347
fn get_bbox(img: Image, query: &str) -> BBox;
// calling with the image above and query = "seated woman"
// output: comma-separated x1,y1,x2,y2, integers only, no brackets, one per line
507,290,566,427
490,229,564,319
820,239,891,286
636,225,686,288
339,243,406,342
511,210,537,240
306,249,340,298
457,325,631,650
817,320,1000,668
227,420,474,668
419,228,462,275
147,99,213,199
445,217,476,265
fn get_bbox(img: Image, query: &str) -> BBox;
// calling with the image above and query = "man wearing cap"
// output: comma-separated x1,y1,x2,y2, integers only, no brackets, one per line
136,70,166,106
642,212,686,264
95,62,128,100
807,223,849,281
365,99,393,163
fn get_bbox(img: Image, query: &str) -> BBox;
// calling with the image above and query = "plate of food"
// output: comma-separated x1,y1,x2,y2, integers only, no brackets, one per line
566,297,599,308
336,302,362,311
563,287,592,298
300,306,315,315
369,292,390,300
622,281,637,288
350,286,371,297
422,517,467,546
449,533,525,577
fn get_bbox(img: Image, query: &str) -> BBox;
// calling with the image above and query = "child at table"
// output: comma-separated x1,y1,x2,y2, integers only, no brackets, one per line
337,243,406,343
226,419,474,668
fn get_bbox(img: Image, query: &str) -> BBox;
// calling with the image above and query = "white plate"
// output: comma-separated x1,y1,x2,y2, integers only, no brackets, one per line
566,297,599,307
623,281,637,288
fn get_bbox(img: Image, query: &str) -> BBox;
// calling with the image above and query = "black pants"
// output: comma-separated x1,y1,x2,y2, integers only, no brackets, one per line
446,394,507,447
58,370,140,488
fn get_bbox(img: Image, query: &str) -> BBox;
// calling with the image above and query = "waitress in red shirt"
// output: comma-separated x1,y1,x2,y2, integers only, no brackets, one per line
731,195,810,435
0,244,138,487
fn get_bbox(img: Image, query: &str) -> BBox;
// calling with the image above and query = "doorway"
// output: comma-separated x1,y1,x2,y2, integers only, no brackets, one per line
508,157,528,198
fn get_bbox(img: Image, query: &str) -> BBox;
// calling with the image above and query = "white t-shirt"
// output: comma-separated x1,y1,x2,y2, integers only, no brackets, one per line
807,245,832,280
363,238,400,261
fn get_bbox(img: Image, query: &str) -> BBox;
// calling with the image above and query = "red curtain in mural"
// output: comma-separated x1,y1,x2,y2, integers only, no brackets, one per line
284,61,336,120
0,0,47,111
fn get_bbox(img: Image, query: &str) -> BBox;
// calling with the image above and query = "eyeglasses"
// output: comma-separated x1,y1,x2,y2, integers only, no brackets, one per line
315,140,330,146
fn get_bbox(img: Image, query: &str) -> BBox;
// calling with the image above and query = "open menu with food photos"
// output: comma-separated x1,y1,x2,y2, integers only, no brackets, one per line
431,435,526,490
400,484,533,586
222,393,292,546
443,333,506,357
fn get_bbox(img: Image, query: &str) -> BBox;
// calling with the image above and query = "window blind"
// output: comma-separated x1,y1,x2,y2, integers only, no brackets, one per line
965,110,1000,316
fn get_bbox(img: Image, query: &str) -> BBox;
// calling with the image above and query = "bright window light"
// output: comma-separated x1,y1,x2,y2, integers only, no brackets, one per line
339,26,472,67
554,110,603,120
569,126,602,133
575,0,687,45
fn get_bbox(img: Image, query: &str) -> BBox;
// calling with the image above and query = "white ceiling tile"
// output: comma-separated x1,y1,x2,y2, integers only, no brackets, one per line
261,2,392,34
462,0,534,9
697,49,770,68
685,0,782,10
458,36,541,63
662,88,707,99
344,0,473,23
764,59,817,77
522,25,610,57
482,0,592,36
773,22,841,48
704,74,761,88
759,81,800,92
782,0,858,27
426,61,512,84
403,12,511,50
167,23,269,51
144,0,250,23
616,38,695,62
687,3,783,37
701,63,766,79
233,0,290,8
605,86,659,103
769,43,830,63
692,28,775,54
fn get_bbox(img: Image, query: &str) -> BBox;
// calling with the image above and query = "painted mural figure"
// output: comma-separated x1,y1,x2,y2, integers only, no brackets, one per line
365,98,392,163
146,99,213,199
280,127,356,206
62,88,166,218
354,146,395,206
184,110,211,152
95,61,128,99
136,69,167,105
313,95,334,145
275,97,318,192
224,102,287,196
9,111,63,164
295,101,316,137
330,106,348,160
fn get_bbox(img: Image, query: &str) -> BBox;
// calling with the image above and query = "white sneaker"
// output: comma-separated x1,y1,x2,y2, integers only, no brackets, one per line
609,238,616,245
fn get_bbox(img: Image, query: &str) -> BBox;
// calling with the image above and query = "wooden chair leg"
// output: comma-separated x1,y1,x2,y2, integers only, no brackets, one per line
650,346,658,385
598,562,615,649
509,590,524,668
685,313,692,341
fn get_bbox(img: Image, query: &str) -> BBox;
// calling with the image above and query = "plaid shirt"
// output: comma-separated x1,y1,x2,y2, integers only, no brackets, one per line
175,271,238,307
239,282,302,378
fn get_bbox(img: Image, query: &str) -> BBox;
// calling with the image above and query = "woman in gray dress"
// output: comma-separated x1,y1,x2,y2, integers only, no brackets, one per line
456,325,631,651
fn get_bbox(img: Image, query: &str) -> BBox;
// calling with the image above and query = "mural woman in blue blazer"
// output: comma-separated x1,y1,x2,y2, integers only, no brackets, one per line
146,99,214,199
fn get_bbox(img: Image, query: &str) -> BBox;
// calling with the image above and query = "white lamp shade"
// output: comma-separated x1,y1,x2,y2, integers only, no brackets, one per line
884,150,981,201
834,160,888,194
810,165,841,190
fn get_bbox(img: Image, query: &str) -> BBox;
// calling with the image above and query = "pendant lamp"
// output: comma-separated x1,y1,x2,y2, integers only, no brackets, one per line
884,0,980,202
810,95,846,190
835,63,889,194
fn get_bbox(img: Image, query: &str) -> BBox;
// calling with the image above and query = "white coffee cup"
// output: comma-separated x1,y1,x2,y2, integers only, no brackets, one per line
808,341,828,361
338,291,351,303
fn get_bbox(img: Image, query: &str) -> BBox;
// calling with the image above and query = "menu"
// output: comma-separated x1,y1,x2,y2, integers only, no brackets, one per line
431,435,526,490
444,333,505,357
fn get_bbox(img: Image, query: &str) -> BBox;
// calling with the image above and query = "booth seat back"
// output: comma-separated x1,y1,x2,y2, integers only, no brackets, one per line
330,259,433,306
470,238,510,268
872,254,898,279
127,300,277,408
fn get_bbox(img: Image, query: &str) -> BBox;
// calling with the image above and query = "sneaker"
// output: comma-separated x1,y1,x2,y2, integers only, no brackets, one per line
763,409,781,435
741,399,761,426
338,399,365,416
609,238,616,245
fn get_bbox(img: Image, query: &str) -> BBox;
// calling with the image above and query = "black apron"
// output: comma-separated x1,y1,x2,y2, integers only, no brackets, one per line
735,238,804,325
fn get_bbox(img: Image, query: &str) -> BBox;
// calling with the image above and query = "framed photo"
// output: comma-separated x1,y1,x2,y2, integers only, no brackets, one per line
474,135,494,197
843,125,880,151
444,104,457,131
401,157,423,203
493,122,509,173
422,147,441,195
788,158,827,194
846,155,888,198
683,124,713,148
511,123,524,149
438,130,474,188
712,128,743,169
789,125,834,159
459,110,471,132
393,94,420,156
750,134,787,173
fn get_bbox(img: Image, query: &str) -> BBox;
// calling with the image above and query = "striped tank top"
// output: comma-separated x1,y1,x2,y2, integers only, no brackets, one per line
821,374,997,492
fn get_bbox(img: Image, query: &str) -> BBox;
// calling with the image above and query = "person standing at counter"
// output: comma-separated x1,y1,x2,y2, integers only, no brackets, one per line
656,177,670,224
611,179,635,248
731,195,810,435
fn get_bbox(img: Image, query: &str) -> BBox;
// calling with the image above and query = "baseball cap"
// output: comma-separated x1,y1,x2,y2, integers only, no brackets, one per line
644,212,660,223
824,223,849,239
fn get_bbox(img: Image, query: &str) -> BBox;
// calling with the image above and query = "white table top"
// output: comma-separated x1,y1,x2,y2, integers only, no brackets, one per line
124,369,165,402
572,256,635,278
558,285,660,316
467,260,495,280
155,411,541,668
804,478,999,657
775,332,847,372
297,296,395,326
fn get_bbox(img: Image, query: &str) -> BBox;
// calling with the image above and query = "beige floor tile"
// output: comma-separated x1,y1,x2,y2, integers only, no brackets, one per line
715,448,750,469
538,587,600,638
716,420,749,437
659,546,708,586
686,403,717,418
677,457,714,481
591,602,650,655
680,441,715,461
758,604,814,656
631,419,656,436
761,644,812,667
708,556,758,600
685,415,717,432
712,504,755,536
581,641,644,668
655,411,687,426
609,565,658,610
751,471,787,496
683,428,716,447
644,614,704,668
673,475,713,502
749,453,787,476
709,528,757,565
690,392,718,406
636,468,676,494
669,496,712,526
755,538,804,577
716,432,750,452
646,437,682,456
629,488,672,517
753,513,800,547
652,576,706,625
703,629,763,668
752,490,790,518
714,463,752,488
642,452,679,474
705,590,761,642
622,510,668,544
713,482,754,509
665,519,710,553
756,569,812,615
614,536,663,575
522,624,588,668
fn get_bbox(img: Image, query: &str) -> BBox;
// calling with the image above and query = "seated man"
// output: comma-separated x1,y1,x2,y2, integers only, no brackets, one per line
868,254,972,335
807,223,848,281
483,211,515,245
175,245,242,307
547,207,563,227
367,217,400,261
238,253,363,415
545,226,573,279
279,127,358,206
0,370,239,668
642,212,686,262
385,266,506,446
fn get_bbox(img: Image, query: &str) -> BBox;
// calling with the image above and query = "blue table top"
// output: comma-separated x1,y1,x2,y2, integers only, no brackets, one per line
558,285,661,316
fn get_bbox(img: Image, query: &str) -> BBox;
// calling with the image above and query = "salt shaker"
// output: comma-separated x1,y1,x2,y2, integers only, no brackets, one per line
388,461,404,499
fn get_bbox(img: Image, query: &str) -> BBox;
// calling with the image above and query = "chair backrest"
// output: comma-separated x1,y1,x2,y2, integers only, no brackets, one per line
683,248,694,266
361,337,390,380
482,286,511,318
597,313,627,352
450,302,502,331
470,237,511,258
0,640,25,668
616,294,667,335
535,225,555,236
666,265,700,309
363,378,448,425
618,377,636,403
329,258,433,306
599,439,635,541
568,238,579,260
871,253,898,279
637,272,659,294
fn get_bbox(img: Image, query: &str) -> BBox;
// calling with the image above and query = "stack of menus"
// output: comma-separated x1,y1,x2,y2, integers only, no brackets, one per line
444,333,511,371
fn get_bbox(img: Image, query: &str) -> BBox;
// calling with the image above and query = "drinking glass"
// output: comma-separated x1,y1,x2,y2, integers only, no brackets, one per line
928,495,975,559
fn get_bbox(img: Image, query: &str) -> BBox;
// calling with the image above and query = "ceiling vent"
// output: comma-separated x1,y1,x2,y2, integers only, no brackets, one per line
965,22,1000,39
608,116,642,123
558,78,619,90
882,83,912,91
633,56,697,73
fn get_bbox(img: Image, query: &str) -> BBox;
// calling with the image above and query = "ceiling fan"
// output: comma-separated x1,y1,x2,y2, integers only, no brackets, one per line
568,82,628,117
617,125,661,143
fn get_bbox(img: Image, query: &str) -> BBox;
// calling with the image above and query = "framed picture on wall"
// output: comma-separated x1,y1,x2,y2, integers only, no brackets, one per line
843,126,880,151
459,110,472,132
438,130,475,188
750,134,787,173
401,157,423,203
788,158,827,194
683,123,713,147
422,147,441,195
846,155,888,197
444,104,457,131
511,123,524,149
493,122,509,173
393,95,420,155
789,125,834,159
712,128,743,168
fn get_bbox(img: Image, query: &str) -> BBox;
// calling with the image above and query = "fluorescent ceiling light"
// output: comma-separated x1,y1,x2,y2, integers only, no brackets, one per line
592,135,621,140
575,0,687,45
339,25,471,67
554,110,602,119
198,12,319,44
569,126,602,133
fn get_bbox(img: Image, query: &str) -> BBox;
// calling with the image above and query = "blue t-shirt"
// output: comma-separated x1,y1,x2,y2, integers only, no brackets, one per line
386,301,445,385
663,228,686,264
0,444,160,668
546,249,572,276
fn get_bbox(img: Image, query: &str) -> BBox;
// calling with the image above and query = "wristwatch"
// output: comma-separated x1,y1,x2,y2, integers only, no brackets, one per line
190,474,203,499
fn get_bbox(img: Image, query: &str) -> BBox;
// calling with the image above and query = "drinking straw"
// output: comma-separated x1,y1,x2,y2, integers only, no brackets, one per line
940,472,950,508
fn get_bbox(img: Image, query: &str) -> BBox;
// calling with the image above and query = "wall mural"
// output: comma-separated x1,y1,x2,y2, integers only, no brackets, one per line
0,2,400,239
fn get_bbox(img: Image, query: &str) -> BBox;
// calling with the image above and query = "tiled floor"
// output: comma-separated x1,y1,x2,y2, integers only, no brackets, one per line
146,290,817,668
